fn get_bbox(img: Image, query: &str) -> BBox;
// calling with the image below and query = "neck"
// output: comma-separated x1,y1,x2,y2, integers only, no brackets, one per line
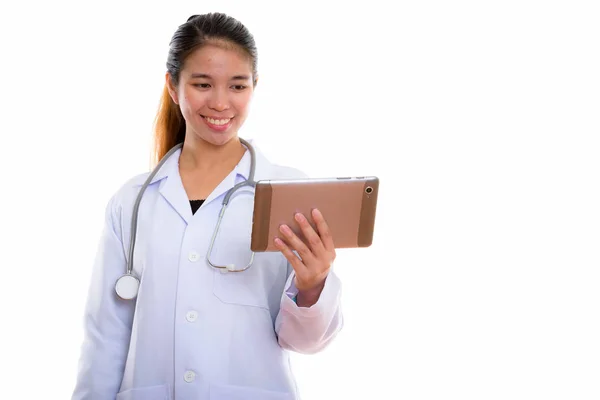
179,135,246,173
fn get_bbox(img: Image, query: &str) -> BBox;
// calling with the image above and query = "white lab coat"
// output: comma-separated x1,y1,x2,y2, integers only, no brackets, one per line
71,141,343,400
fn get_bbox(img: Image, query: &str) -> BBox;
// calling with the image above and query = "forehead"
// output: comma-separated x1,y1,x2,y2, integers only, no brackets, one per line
182,43,253,78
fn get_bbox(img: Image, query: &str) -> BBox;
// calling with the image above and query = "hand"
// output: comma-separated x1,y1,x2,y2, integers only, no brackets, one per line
274,208,336,305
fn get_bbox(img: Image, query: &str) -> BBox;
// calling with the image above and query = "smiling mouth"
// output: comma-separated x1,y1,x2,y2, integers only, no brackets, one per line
201,115,233,126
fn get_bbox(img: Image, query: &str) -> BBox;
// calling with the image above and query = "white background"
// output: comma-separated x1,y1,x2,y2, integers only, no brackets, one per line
0,0,599,399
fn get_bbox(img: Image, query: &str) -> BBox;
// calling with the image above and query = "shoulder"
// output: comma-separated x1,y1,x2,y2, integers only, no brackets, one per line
110,172,151,207
268,163,309,180
253,143,309,180
102,172,152,235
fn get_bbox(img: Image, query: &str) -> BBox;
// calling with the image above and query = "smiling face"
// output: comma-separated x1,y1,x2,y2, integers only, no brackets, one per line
167,42,256,147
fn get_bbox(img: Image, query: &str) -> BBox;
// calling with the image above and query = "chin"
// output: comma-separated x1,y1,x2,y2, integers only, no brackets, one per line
203,131,238,146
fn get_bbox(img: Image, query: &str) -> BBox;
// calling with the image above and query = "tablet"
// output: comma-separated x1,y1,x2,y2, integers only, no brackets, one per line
250,176,379,252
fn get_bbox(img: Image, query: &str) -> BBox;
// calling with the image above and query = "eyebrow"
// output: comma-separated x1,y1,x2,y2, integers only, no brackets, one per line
190,73,251,81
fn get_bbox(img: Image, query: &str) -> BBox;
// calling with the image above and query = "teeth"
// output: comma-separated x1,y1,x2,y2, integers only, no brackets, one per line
205,117,231,126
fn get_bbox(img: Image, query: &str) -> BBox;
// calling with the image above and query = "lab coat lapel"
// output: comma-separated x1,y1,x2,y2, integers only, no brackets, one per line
157,149,193,224
203,168,238,207
203,144,254,206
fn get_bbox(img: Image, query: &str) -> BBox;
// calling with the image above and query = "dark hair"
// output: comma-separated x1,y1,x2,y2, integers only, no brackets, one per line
152,12,258,165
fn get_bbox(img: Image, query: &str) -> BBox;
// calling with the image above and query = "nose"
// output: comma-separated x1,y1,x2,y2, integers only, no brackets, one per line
208,87,230,112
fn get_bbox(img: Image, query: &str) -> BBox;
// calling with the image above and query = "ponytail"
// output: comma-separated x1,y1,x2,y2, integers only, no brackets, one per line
152,84,186,167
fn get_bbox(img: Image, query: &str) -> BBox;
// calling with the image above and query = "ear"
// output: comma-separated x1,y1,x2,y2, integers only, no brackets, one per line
253,74,259,88
166,72,179,105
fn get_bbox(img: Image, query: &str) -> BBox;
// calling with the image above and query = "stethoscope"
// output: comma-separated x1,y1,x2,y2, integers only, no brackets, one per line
114,138,258,300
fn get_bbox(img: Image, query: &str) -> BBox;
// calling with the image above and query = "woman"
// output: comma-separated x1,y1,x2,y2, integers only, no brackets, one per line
71,12,343,400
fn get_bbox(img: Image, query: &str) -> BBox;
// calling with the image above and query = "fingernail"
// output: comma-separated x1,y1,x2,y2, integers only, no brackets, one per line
313,208,321,218
280,225,290,234
295,213,304,222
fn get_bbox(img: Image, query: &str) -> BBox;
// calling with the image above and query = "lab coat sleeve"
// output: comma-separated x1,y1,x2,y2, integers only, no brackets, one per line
274,264,343,354
71,194,135,399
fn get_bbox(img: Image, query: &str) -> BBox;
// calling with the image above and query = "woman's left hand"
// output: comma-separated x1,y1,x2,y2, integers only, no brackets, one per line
274,208,336,307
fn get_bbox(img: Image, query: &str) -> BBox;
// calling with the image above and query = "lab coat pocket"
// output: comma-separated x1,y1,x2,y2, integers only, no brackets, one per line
212,267,271,309
116,384,170,400
209,383,294,400
212,252,287,310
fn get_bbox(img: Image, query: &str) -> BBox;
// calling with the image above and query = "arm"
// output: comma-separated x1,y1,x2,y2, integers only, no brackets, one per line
273,208,344,354
275,267,343,354
71,195,135,399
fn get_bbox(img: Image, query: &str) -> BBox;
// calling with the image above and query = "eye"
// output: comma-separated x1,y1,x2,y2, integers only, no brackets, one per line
232,85,247,91
193,83,211,89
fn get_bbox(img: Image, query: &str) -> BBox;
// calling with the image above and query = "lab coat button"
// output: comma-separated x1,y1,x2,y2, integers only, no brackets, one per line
186,311,198,322
188,251,200,262
184,370,196,383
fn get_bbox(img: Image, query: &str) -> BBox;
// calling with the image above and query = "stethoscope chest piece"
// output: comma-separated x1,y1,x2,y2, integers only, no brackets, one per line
115,274,140,300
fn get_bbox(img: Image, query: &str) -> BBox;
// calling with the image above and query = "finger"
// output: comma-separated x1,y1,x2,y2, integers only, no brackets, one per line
294,212,326,256
274,237,306,273
312,208,335,252
279,223,314,263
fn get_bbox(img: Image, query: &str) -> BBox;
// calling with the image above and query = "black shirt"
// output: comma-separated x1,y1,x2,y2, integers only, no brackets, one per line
190,199,205,215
